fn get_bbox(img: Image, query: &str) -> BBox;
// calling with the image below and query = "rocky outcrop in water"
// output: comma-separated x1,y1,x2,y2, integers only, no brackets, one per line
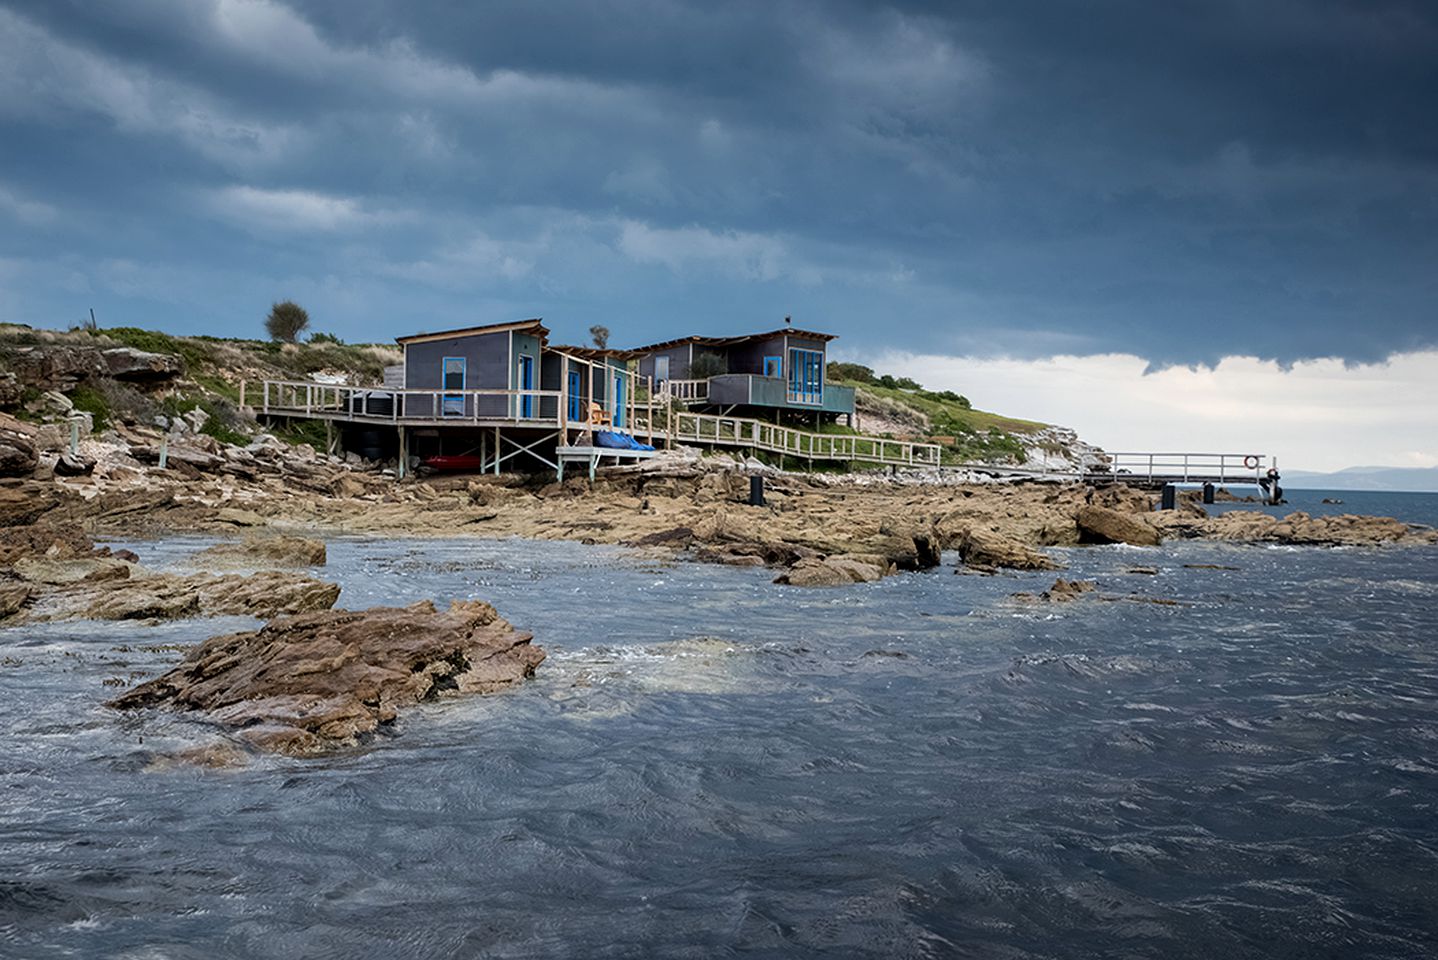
195,533,328,568
1076,505,1162,546
109,599,545,756
13,560,341,623
774,554,891,586
954,526,1063,571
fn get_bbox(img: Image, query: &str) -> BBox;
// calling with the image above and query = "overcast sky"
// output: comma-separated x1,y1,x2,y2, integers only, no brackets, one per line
1,1,1435,468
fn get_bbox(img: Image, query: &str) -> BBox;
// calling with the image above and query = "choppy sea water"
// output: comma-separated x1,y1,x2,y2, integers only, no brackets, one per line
3,510,1438,957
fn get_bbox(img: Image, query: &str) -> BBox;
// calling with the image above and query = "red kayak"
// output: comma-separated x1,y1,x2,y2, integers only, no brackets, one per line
422,455,487,472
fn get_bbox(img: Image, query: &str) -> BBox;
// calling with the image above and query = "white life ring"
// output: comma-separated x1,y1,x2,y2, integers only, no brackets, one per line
1243,455,1259,469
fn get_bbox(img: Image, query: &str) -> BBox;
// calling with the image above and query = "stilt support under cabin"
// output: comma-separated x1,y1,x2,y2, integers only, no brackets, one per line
397,426,408,480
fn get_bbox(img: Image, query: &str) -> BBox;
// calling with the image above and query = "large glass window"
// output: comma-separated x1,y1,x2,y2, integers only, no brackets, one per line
788,349,823,405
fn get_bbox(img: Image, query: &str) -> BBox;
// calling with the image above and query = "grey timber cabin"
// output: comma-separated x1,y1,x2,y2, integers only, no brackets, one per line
630,325,856,425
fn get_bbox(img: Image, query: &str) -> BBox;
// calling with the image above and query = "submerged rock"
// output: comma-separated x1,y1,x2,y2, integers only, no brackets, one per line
109,599,545,755
196,533,327,568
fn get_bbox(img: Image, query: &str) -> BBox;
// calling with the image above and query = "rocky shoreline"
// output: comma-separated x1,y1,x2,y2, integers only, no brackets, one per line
3,410,1435,757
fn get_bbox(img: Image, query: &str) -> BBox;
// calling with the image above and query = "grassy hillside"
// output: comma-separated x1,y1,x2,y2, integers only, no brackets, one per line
827,362,1049,464
2,323,1065,467
0,322,399,448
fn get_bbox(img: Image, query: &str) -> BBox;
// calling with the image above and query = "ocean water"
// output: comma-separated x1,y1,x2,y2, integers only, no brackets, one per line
3,505,1438,957
1205,487,1438,528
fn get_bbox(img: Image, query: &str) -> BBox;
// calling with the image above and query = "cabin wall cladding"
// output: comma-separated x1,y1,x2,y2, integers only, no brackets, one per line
726,335,790,377
637,344,693,382
403,331,509,418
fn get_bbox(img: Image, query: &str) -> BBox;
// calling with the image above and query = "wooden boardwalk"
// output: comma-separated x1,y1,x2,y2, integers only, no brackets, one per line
636,410,942,469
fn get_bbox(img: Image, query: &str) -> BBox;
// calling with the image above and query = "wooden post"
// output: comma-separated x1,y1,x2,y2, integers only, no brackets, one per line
397,427,407,480
239,379,247,410
560,354,570,447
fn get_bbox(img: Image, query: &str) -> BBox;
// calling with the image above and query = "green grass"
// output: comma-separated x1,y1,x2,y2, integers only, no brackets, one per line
96,327,217,371
839,380,1047,436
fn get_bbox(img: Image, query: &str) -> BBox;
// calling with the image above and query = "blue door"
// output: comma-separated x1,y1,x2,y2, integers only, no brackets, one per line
612,373,625,428
568,370,583,421
442,357,465,417
518,355,534,419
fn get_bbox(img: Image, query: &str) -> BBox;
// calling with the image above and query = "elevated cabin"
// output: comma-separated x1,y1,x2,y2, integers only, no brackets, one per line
631,326,854,423
397,318,554,421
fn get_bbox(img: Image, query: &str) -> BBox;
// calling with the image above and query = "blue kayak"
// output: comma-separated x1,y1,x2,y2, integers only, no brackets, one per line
593,430,656,452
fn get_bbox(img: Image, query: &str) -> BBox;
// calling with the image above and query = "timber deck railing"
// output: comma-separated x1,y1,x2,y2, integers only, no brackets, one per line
657,379,710,403
638,410,942,468
244,380,569,426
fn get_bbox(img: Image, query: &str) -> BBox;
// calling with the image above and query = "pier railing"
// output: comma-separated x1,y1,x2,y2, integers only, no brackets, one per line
1087,452,1267,485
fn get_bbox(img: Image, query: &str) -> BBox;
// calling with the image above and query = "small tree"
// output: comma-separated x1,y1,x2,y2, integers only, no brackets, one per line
266,300,310,343
589,324,610,349
690,351,727,379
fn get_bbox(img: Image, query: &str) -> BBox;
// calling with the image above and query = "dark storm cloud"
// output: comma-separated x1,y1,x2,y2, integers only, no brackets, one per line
0,0,1434,364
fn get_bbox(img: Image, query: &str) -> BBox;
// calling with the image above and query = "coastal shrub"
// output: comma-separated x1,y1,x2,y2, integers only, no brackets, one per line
690,351,727,380
67,385,112,430
827,361,876,384
265,301,310,343
99,327,212,370
308,331,344,345
161,393,252,445
276,418,329,449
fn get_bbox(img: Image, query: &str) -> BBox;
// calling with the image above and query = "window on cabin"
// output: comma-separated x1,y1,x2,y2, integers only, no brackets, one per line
787,349,823,405
763,356,782,378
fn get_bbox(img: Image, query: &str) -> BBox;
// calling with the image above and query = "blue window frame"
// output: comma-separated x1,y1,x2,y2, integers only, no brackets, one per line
568,370,583,421
787,349,823,405
518,355,534,418
442,357,465,417
763,355,782,378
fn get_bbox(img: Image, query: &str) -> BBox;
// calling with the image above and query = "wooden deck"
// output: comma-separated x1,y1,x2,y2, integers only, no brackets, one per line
249,379,941,471
557,444,659,481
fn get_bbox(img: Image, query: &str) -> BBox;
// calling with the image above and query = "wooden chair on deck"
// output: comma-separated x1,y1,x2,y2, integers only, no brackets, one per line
587,402,611,428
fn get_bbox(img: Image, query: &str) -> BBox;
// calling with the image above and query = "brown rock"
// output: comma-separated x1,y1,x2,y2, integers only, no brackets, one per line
14,556,133,585
17,569,341,623
0,581,31,618
109,599,545,755
53,453,96,477
0,413,38,478
1076,505,1162,546
196,533,327,568
775,554,890,586
955,526,1063,571
1043,578,1097,601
